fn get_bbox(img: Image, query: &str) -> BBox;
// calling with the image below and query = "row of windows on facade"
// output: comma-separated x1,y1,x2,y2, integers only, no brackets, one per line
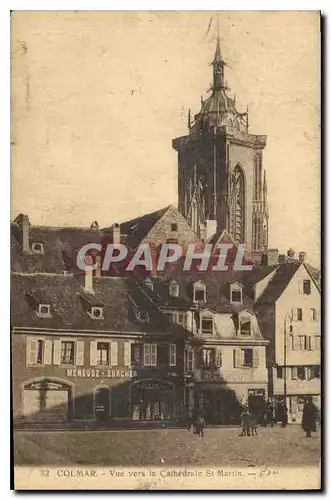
164,311,252,336
291,308,319,322
276,365,321,380
291,335,320,351
27,339,176,367
26,338,260,370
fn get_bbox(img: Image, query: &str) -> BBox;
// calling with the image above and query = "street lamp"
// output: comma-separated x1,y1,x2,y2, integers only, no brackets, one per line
282,313,292,427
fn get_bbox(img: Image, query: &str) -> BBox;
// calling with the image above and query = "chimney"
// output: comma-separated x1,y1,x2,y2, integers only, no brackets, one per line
299,251,306,263
112,223,120,244
95,255,102,277
84,255,94,294
261,248,278,266
14,213,30,253
278,254,286,264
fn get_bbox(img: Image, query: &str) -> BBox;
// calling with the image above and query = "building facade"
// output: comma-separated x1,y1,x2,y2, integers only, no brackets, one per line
11,272,190,425
254,260,321,423
173,37,269,251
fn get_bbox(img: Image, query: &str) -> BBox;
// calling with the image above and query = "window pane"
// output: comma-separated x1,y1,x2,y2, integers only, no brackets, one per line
243,349,253,367
240,320,251,335
36,340,43,364
297,309,303,321
201,318,213,334
97,342,109,365
303,280,311,295
231,290,242,303
194,289,205,302
61,341,74,364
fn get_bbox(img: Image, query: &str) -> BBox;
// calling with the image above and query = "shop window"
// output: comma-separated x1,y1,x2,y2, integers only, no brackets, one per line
97,342,110,365
201,315,213,335
143,343,157,367
303,280,311,295
61,341,75,365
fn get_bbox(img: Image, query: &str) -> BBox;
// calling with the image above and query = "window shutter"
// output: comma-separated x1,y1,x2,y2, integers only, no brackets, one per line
111,341,118,366
90,341,97,366
216,349,222,368
298,280,304,294
143,344,150,366
291,308,297,321
26,338,38,366
234,349,241,368
292,335,300,351
76,341,84,366
151,344,157,366
124,341,131,367
44,340,53,365
291,366,298,380
53,340,61,365
308,336,313,351
253,348,259,368
169,344,176,366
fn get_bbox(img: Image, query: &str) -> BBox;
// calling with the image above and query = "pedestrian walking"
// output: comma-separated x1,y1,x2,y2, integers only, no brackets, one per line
302,397,317,438
196,414,206,437
281,403,288,427
187,410,194,431
240,406,251,436
267,399,275,427
250,413,258,435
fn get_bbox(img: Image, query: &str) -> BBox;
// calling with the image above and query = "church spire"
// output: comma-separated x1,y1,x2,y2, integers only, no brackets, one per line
212,35,225,91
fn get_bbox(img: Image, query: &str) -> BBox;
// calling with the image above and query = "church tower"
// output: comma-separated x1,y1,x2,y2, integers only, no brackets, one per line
173,35,269,252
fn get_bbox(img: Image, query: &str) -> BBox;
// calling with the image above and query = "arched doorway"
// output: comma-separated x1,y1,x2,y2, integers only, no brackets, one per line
22,378,72,422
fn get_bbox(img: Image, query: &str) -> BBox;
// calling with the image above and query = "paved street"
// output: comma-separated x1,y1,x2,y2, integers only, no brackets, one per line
14,425,320,467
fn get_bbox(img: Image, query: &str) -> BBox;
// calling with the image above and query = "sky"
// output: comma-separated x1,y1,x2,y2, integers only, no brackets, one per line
11,11,320,266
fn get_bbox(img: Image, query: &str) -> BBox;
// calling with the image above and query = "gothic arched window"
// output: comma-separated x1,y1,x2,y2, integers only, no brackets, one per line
229,165,245,243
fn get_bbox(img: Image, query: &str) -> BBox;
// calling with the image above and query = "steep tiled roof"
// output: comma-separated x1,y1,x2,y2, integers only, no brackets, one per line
11,222,105,274
11,273,189,339
140,271,255,315
103,206,171,247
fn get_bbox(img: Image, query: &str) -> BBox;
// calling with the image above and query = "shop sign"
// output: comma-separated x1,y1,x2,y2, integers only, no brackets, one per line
25,380,69,391
66,368,137,379
133,380,174,390
201,371,252,382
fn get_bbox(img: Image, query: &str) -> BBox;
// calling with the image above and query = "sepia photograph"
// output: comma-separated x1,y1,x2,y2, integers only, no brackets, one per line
10,10,321,490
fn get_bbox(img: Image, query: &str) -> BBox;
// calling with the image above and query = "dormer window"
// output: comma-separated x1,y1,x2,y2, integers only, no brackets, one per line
240,319,251,336
169,280,179,298
88,306,104,319
31,242,44,254
136,310,150,323
37,304,51,318
193,281,206,303
230,283,243,304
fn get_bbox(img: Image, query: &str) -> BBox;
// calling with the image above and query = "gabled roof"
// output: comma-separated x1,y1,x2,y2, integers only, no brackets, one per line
103,206,171,247
256,262,302,304
11,273,190,339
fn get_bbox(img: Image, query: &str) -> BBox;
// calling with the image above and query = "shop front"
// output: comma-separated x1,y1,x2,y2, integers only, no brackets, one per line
22,378,73,422
129,379,178,421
